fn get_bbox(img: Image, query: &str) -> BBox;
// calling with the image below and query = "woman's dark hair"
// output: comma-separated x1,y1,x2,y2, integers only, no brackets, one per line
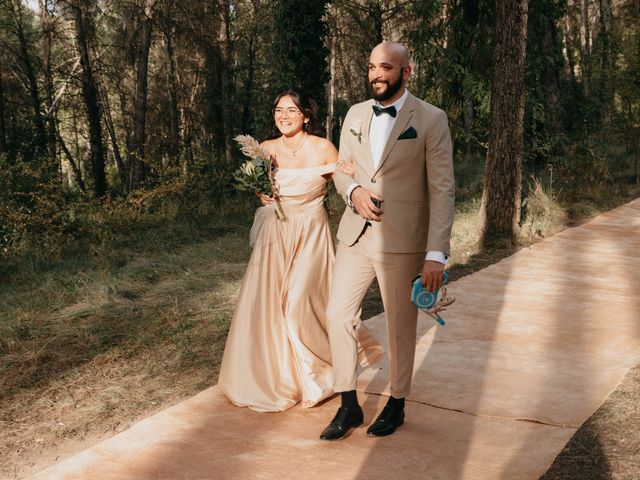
267,87,320,139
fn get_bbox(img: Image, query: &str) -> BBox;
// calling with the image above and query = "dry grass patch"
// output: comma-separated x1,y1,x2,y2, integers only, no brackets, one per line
521,177,567,241
0,236,250,479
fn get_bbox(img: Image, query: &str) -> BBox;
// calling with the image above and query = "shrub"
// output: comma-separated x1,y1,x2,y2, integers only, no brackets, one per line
521,176,567,241
0,155,80,259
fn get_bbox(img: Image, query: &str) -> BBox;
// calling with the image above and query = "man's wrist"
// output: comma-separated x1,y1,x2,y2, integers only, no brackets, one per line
346,183,361,207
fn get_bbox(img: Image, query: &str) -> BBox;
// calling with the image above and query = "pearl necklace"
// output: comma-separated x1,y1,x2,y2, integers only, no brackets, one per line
281,132,307,157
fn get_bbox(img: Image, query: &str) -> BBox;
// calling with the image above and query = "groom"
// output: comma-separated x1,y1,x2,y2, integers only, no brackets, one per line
320,41,455,440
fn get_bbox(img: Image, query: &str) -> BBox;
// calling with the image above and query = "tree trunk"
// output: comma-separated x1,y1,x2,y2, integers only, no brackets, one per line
100,86,127,190
181,68,202,178
71,0,106,197
481,0,529,245
116,82,133,168
561,13,578,92
463,96,475,157
240,23,257,134
244,0,262,126
129,0,156,190
540,6,563,141
599,0,613,133
162,26,180,162
581,0,592,96
55,124,86,192
582,0,591,55
10,0,47,155
39,0,57,167
326,12,336,141
216,0,235,166
0,60,7,154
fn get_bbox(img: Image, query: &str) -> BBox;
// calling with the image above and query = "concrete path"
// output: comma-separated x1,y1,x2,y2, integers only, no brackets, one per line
31,199,640,480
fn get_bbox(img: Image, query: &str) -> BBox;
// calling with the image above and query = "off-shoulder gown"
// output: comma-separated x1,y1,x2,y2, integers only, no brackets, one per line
218,164,382,412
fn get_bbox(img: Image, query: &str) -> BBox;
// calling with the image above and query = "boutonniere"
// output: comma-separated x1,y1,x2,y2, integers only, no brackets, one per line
349,121,366,144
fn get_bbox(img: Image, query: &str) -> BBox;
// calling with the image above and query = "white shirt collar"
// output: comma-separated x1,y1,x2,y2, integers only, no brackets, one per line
375,88,409,114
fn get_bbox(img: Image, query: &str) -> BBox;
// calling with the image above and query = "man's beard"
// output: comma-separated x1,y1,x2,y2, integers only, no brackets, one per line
371,71,403,102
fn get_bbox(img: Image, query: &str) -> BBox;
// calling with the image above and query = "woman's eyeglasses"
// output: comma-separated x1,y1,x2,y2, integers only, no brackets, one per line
274,108,302,118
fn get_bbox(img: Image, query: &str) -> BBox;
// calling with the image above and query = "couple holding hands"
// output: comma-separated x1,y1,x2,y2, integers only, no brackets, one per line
218,41,455,440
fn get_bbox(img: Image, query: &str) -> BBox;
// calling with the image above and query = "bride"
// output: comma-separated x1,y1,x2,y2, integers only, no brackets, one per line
217,88,382,412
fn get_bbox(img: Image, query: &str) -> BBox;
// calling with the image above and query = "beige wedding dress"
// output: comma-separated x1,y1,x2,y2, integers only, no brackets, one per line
218,164,382,412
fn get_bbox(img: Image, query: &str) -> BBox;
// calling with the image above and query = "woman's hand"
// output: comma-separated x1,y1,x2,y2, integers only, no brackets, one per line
256,192,275,206
336,159,356,177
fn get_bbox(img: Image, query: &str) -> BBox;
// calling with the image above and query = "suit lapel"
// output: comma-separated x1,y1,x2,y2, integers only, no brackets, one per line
358,100,375,175
373,94,416,177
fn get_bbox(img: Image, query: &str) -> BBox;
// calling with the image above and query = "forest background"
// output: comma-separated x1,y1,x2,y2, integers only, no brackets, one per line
1,0,639,478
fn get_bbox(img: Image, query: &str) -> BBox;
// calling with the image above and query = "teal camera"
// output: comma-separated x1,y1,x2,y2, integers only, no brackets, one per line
411,272,454,326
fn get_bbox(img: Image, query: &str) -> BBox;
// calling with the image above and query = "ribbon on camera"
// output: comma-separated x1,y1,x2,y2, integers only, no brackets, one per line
411,271,455,326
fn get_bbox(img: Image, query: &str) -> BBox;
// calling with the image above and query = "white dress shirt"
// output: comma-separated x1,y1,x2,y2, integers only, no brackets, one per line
369,89,409,169
346,89,447,264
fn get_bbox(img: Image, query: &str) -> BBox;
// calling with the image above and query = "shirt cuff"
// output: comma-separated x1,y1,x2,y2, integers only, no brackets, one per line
425,251,448,264
346,183,361,207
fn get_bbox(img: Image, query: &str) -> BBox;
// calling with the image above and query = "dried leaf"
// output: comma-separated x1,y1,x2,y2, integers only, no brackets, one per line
234,135,271,160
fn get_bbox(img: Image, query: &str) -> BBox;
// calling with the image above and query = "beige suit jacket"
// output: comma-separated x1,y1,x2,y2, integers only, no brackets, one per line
334,93,455,254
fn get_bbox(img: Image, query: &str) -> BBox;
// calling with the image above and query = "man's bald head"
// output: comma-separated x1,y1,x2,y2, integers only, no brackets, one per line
370,42,410,66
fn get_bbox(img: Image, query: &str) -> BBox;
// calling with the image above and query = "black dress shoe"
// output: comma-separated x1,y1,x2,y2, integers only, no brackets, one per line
366,403,405,437
319,406,363,440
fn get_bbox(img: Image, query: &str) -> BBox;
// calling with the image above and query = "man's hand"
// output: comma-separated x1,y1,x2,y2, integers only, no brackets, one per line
351,187,383,221
421,260,445,293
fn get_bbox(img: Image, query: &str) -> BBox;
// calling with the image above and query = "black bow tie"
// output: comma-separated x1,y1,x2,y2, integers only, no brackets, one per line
372,105,397,118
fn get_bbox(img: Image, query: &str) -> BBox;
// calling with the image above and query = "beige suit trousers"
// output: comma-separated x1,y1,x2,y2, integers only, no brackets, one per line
327,225,424,398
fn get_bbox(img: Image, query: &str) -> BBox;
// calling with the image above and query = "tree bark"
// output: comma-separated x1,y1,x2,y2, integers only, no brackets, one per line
561,12,578,91
100,85,127,190
55,124,86,192
240,15,257,134
162,25,180,162
129,0,157,190
39,0,57,166
481,0,529,245
0,60,7,154
9,0,47,155
216,0,235,166
181,67,202,177
581,0,592,96
116,81,133,170
599,0,613,132
463,96,475,157
540,5,563,141
326,9,336,141
70,0,106,197
582,0,591,55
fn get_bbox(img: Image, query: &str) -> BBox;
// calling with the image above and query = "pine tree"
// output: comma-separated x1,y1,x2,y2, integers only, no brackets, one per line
481,0,529,244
